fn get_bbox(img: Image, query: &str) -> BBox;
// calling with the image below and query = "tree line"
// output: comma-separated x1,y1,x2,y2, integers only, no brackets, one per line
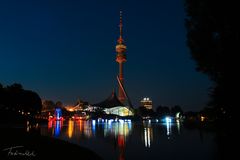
137,105,183,118
0,83,42,118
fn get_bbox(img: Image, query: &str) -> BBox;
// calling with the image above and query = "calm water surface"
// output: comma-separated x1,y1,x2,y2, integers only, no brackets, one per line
40,119,216,160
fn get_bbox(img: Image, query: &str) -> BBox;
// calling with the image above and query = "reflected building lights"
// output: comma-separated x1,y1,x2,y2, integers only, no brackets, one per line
48,120,54,135
103,120,132,138
79,120,84,135
176,119,181,134
84,121,93,138
143,122,153,148
165,117,172,138
43,119,135,160
144,127,152,148
144,128,148,147
26,121,30,132
48,119,132,146
54,120,62,137
92,120,96,135
148,128,151,147
68,120,74,138
48,120,53,129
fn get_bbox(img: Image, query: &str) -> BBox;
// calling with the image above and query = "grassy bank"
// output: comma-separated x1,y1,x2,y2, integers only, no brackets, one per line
0,126,102,160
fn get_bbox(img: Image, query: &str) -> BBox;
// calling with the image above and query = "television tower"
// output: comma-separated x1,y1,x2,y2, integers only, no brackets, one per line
116,11,127,103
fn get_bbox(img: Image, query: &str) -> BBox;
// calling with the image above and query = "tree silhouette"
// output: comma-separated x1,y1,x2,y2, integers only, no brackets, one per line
156,105,170,117
7,83,23,91
137,106,155,117
184,0,239,122
0,83,42,121
171,105,183,116
42,100,56,111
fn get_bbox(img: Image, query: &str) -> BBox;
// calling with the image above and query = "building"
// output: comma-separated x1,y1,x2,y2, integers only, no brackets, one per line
65,99,89,112
93,91,134,117
140,97,153,110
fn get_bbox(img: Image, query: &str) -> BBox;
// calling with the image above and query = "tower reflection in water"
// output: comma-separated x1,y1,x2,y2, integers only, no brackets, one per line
103,119,132,160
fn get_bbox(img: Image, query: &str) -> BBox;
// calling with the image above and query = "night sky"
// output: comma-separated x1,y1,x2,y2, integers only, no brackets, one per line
0,0,210,111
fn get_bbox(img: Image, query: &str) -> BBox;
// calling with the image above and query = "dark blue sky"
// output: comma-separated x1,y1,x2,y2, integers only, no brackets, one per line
0,0,211,111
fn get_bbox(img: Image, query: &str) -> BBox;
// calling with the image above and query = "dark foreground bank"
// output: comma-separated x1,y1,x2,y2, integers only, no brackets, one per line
0,126,102,160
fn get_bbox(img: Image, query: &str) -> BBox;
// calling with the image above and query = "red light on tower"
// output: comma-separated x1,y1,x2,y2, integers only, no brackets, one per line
116,11,127,103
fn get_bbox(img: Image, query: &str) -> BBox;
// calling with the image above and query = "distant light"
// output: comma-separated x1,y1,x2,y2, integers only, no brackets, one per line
156,119,159,122
55,108,62,120
176,112,180,119
200,116,205,122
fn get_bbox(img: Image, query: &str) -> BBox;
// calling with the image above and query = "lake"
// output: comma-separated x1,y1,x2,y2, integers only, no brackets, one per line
40,119,217,160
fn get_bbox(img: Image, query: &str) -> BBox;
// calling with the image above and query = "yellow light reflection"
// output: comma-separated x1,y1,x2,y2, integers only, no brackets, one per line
79,120,84,134
68,120,74,138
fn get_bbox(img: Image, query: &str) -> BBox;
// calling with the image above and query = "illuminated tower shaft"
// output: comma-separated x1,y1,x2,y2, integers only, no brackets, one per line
116,11,127,103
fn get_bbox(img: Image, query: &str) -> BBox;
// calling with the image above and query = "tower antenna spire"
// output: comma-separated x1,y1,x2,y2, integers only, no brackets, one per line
118,11,123,44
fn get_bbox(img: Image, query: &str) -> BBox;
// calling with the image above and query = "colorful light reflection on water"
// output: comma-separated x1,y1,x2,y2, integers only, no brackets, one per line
41,119,216,160
45,119,133,159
